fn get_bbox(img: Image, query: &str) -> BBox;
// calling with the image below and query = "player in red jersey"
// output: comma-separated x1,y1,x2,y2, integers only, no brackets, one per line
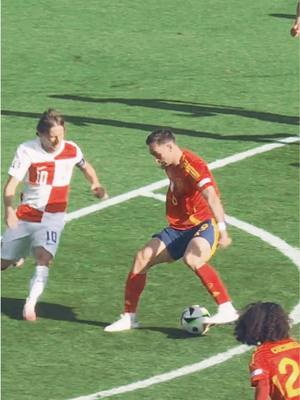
105,128,238,332
1,109,108,321
235,302,300,400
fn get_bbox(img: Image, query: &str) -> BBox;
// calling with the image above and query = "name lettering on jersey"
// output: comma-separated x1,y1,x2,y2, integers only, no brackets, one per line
271,342,300,354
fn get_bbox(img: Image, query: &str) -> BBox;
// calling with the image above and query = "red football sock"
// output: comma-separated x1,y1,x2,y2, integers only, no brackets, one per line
124,272,147,313
195,263,230,305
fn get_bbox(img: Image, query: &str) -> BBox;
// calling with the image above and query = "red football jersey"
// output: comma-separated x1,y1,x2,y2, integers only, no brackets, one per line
165,149,218,229
250,338,300,400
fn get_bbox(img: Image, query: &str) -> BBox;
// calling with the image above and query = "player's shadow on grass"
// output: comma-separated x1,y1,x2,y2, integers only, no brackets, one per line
2,107,298,144
269,13,295,19
1,297,108,327
2,297,206,339
139,325,209,340
49,95,299,127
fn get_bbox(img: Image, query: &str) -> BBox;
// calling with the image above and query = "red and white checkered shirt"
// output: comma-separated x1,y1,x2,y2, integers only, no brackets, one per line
9,138,84,223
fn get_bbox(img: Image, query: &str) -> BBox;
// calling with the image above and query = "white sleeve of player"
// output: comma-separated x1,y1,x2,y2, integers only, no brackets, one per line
74,143,85,167
8,144,31,182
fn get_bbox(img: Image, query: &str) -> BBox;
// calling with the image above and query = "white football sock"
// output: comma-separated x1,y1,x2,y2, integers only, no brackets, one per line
27,265,49,306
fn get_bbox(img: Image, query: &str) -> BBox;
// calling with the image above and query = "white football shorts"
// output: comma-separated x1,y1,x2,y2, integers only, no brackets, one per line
1,218,65,261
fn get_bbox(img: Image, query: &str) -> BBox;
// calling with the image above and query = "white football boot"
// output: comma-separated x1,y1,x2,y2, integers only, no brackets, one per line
23,298,37,322
104,313,139,332
13,258,25,268
203,302,239,325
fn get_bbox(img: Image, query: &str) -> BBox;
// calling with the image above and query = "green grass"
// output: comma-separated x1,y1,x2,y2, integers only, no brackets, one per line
1,0,299,399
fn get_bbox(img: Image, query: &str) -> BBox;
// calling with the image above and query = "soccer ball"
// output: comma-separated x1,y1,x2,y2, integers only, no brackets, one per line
180,305,210,335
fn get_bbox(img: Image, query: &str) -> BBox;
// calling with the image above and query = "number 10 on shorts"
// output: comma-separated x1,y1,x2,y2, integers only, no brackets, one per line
46,231,57,244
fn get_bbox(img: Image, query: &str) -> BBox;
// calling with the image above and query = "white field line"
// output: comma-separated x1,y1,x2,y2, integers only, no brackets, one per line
69,345,250,400
68,210,300,400
66,136,300,400
65,136,299,223
226,215,300,324
208,135,299,170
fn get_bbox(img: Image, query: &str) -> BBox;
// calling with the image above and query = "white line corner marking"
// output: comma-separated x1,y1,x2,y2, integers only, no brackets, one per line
66,136,299,400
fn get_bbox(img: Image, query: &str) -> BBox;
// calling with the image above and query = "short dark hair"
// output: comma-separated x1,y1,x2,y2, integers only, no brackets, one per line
234,302,290,345
36,109,65,135
146,128,175,145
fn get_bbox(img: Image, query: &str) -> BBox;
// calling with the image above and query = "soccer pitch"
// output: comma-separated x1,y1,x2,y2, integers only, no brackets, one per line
1,1,299,399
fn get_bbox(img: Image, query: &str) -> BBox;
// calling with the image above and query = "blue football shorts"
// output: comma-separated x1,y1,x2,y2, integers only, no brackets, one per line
153,219,218,261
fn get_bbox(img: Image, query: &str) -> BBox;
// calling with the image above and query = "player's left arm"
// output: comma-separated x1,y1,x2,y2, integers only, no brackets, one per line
78,160,108,200
202,186,232,249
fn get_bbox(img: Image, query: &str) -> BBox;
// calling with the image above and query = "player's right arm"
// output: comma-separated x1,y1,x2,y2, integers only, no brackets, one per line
254,380,270,400
3,175,20,228
4,144,31,228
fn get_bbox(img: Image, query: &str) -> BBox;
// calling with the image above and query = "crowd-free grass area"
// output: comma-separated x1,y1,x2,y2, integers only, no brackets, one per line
1,0,299,399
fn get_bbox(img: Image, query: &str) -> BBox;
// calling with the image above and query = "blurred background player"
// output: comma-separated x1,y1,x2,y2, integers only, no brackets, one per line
290,2,300,37
105,128,238,332
1,109,108,321
235,302,300,400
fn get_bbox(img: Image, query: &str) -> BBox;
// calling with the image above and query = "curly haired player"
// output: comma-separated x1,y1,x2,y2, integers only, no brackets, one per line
235,302,300,400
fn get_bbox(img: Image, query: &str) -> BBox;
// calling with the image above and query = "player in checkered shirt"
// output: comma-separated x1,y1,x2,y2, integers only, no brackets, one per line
1,109,108,321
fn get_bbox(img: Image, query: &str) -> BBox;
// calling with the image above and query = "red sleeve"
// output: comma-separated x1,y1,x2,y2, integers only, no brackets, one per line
181,152,214,191
250,350,270,386
196,162,214,191
254,379,270,400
